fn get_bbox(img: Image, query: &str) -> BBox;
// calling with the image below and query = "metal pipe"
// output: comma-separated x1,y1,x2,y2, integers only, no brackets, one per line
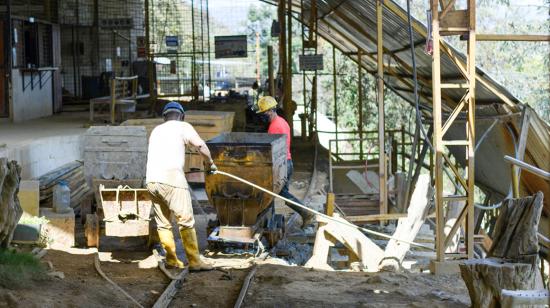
504,155,550,181
214,170,435,250
191,0,197,100
206,0,212,96
357,49,363,160
332,45,338,156
267,45,274,96
286,0,293,133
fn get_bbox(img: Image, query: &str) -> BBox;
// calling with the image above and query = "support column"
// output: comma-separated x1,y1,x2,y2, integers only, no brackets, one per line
285,0,293,132
431,0,476,272
332,45,338,154
465,0,476,259
377,0,387,215
431,0,445,263
278,0,287,102
357,49,364,160
145,0,155,102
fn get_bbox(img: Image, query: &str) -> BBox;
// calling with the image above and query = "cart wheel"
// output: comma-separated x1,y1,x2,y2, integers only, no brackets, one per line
85,213,99,247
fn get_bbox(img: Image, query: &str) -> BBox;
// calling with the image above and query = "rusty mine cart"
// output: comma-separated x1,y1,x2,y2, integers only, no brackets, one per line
205,133,288,251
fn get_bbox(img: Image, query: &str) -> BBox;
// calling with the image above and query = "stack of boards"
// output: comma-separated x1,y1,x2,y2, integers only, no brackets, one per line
36,161,90,210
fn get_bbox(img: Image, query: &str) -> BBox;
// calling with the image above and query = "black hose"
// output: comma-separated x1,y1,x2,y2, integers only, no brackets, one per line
406,0,433,150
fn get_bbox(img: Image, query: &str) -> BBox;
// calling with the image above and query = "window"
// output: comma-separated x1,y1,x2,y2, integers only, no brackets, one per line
12,19,53,68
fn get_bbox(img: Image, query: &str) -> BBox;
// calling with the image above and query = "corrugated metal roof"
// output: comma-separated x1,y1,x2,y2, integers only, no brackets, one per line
271,0,523,110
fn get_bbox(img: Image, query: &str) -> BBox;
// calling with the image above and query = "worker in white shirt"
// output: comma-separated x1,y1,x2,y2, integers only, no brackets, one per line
146,102,216,271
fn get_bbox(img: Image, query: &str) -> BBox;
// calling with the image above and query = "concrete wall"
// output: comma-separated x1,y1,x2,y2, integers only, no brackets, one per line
2,134,82,180
11,69,54,122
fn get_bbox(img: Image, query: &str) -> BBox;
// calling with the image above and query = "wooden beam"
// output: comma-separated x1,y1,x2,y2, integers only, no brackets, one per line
439,0,457,20
515,108,532,186
286,0,293,132
377,0,387,216
465,0,476,260
381,0,518,109
477,34,550,42
431,0,445,262
380,175,432,270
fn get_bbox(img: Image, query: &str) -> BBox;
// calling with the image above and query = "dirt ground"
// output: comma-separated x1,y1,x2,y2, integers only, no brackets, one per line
0,247,469,308
0,158,471,307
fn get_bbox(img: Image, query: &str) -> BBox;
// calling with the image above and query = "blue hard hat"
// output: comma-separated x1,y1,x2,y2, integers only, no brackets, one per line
162,102,185,115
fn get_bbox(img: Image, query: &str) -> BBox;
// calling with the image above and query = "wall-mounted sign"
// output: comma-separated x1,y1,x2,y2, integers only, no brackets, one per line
214,35,247,58
299,54,324,71
137,36,147,58
100,18,133,29
165,36,179,47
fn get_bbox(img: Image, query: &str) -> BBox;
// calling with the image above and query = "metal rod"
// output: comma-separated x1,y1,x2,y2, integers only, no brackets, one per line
504,156,550,180
357,49,364,160
233,266,257,308
333,44,338,156
206,0,212,96
286,0,293,133
191,0,197,100
214,170,435,250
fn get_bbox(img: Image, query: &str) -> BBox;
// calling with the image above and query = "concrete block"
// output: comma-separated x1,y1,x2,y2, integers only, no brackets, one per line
18,180,40,217
40,208,75,248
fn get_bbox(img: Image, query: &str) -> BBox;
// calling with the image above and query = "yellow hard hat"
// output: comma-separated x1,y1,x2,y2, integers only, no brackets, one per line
256,96,277,113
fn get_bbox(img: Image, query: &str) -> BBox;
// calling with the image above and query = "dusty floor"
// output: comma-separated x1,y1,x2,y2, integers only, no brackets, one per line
0,143,471,307
0,247,469,308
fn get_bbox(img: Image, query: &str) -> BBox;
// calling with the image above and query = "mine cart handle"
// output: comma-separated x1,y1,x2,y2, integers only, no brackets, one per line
102,139,128,146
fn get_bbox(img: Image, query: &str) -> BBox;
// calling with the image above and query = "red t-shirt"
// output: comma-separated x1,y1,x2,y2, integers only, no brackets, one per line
268,115,292,159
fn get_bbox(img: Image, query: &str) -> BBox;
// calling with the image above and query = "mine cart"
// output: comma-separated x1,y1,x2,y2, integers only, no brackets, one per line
205,133,287,248
85,185,153,248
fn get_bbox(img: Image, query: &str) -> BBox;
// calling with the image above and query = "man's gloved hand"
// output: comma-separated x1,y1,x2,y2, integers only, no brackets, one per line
207,160,218,174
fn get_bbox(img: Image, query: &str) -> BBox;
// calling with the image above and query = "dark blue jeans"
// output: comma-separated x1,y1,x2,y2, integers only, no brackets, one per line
280,159,303,205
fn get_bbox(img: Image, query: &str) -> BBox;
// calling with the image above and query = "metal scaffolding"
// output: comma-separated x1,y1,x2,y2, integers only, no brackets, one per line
146,0,210,101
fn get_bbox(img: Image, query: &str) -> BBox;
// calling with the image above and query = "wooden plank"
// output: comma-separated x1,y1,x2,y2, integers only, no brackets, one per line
439,0,457,20
382,0,517,108
347,212,436,222
306,214,384,272
466,0,476,259
326,193,335,216
439,9,468,29
379,174,431,271
431,0,445,262
477,34,550,41
377,0,387,216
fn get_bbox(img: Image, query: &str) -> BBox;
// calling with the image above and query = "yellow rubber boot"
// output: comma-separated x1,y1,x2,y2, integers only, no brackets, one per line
180,228,213,271
157,229,184,268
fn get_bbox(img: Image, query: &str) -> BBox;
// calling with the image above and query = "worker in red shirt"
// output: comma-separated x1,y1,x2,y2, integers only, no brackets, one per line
256,96,314,228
